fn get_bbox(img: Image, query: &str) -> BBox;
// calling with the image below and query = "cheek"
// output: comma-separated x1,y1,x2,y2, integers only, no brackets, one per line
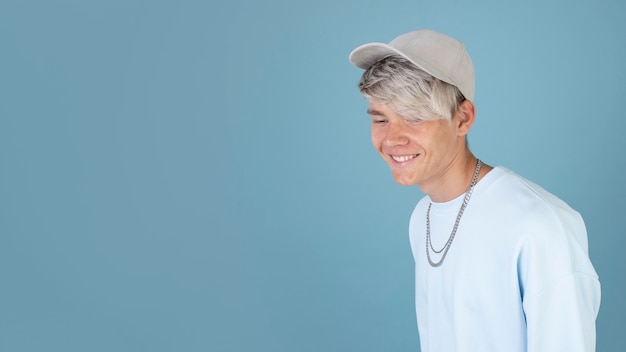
371,129,383,148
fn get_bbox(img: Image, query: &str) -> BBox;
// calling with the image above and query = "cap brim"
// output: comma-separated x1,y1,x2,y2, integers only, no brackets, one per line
349,42,441,82
349,42,459,95
349,43,408,69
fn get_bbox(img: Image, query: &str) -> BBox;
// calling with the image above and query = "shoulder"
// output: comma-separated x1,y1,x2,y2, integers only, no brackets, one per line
486,168,598,294
477,167,584,231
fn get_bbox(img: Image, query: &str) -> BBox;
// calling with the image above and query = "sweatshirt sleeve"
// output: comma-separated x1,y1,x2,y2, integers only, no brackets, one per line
515,194,601,352
523,272,601,352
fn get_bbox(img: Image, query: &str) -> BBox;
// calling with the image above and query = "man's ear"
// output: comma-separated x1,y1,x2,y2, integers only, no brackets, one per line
456,100,476,137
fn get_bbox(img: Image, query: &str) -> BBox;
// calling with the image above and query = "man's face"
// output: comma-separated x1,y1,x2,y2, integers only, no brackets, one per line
368,102,464,188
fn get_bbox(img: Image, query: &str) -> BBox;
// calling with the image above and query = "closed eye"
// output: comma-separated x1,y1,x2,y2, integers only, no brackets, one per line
368,111,388,124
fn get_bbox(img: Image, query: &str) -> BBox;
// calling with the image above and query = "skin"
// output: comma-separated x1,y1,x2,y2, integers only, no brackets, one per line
368,100,493,202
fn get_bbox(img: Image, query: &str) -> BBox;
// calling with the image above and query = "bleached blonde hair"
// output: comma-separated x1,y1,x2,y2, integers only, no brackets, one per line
358,55,465,121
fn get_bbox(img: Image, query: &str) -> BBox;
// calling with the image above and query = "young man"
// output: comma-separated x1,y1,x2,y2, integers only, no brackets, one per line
349,30,601,351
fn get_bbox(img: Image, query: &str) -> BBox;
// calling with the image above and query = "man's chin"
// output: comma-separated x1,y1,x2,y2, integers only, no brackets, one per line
391,173,419,187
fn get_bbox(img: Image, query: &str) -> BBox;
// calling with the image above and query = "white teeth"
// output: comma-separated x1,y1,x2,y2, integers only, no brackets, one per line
392,154,417,162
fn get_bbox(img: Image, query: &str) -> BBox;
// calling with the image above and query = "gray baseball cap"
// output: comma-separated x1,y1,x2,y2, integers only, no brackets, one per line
349,30,475,101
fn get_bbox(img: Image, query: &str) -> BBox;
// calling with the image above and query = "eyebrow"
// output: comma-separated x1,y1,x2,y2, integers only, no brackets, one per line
366,108,384,116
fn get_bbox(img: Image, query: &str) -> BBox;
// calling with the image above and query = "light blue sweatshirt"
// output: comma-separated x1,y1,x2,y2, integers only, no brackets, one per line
409,167,601,352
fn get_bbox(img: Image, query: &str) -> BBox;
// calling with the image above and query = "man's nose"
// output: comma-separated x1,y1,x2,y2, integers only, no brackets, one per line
385,121,410,146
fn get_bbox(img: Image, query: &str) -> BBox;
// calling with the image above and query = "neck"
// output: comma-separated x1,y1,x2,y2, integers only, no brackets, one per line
421,153,492,203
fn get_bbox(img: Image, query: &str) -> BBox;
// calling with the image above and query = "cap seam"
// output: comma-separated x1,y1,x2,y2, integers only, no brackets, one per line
449,42,464,89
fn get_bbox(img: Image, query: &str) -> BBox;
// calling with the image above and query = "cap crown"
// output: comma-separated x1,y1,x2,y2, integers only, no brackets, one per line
349,30,475,101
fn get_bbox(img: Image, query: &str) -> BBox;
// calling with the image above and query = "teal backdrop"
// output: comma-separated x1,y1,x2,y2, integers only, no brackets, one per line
1,0,624,351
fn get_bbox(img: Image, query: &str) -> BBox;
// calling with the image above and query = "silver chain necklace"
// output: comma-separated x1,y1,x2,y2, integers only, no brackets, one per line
426,159,482,267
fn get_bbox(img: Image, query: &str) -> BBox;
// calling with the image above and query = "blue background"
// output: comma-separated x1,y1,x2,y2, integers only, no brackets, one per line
1,0,624,351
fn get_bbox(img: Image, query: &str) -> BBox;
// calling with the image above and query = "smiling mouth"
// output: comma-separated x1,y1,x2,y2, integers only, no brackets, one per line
391,154,418,163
